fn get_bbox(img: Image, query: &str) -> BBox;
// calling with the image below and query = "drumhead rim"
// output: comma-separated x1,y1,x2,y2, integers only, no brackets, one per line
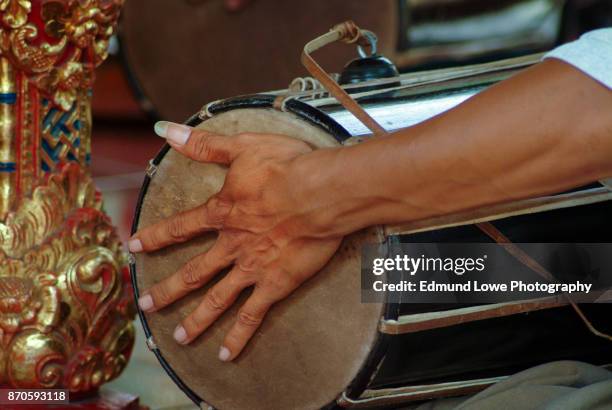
129,95,390,409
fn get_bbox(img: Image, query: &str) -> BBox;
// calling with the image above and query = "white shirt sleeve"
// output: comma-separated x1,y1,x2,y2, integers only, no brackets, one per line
544,28,612,90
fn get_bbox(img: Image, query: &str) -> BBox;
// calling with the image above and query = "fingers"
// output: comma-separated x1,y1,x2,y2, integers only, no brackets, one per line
137,237,234,313
219,288,273,361
154,121,244,165
174,267,253,345
129,197,232,252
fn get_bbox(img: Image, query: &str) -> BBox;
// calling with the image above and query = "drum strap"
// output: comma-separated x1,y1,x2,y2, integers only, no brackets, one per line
477,221,612,342
302,20,387,136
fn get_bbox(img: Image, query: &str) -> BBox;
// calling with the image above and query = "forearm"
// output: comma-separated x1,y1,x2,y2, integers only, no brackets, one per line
290,59,612,237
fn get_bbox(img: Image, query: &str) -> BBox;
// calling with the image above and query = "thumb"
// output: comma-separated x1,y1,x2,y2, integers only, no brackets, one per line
154,121,244,165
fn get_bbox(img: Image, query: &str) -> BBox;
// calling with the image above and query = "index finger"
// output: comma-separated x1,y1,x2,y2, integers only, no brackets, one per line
129,196,232,252
154,121,244,164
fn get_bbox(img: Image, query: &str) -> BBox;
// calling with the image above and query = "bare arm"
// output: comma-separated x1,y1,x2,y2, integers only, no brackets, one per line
288,59,612,237
130,59,612,361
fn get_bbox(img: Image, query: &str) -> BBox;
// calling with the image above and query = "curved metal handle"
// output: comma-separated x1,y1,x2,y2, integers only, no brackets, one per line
301,21,387,136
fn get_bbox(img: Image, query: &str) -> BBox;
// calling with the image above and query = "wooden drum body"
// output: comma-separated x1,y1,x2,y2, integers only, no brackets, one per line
131,57,612,409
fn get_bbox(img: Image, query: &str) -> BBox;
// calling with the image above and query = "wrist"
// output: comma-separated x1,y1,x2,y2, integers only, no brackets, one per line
289,147,346,237
285,144,389,238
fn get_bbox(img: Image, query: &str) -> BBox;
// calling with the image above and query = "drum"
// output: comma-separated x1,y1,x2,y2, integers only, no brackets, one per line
119,0,397,122
119,0,568,122
130,50,612,409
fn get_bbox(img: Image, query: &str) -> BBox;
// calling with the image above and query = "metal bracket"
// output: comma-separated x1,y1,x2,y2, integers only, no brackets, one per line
145,336,158,351
357,30,378,58
600,178,612,191
145,160,158,178
198,100,220,120
336,392,353,407
272,95,295,112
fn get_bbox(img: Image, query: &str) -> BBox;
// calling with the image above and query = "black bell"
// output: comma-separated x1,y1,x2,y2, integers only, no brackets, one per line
339,55,400,94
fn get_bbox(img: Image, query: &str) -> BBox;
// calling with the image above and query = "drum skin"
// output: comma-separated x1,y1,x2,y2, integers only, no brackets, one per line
133,108,385,410
120,0,397,121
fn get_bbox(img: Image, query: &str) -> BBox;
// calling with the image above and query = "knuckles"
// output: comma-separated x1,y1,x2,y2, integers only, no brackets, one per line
218,232,244,256
204,290,228,312
236,254,262,273
152,283,173,307
181,259,202,287
228,268,253,287
146,228,164,249
193,134,220,162
166,215,187,240
206,196,233,228
186,310,206,331
260,272,299,298
236,310,262,327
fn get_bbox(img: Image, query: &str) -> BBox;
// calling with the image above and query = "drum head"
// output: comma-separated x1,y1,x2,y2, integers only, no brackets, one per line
120,0,396,121
133,107,385,409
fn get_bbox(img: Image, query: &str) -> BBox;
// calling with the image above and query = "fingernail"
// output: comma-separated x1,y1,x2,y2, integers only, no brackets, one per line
174,325,188,344
128,238,143,253
154,121,191,146
138,294,154,312
218,346,231,361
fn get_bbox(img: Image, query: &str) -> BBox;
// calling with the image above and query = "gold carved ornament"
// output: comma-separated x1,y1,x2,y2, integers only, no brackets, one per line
0,0,123,110
0,0,134,394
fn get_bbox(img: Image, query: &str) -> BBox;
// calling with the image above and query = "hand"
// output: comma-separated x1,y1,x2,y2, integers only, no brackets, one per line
129,121,342,362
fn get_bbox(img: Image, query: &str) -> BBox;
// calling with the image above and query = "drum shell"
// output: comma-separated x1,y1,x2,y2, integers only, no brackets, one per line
372,201,612,391
131,58,612,409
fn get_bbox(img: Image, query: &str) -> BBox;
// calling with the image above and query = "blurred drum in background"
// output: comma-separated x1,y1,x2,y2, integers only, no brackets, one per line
120,0,580,122
119,0,396,122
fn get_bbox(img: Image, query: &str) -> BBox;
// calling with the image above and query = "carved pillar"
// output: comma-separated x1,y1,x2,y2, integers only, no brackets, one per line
0,0,134,394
